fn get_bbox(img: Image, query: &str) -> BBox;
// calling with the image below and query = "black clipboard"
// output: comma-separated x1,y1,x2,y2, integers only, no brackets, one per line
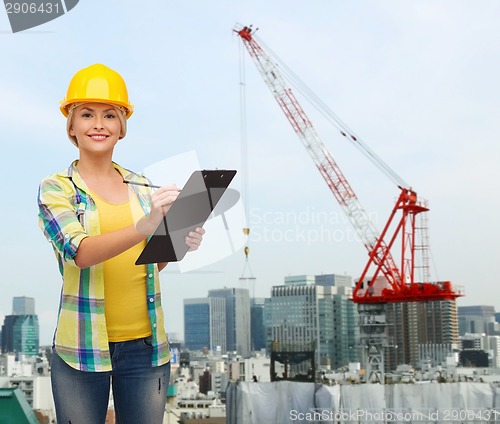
135,169,237,264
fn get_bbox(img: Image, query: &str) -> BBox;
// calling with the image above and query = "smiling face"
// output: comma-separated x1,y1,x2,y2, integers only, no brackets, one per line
69,103,123,154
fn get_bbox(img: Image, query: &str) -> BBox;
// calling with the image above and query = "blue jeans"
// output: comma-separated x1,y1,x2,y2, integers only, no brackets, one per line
51,337,170,424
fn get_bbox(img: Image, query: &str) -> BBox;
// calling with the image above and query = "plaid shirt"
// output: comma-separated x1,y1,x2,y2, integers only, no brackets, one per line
38,161,170,372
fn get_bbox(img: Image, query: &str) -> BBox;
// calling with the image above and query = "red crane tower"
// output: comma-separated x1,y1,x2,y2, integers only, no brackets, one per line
236,25,463,382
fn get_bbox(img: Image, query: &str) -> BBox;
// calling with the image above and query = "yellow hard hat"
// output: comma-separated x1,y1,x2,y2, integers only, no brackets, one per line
60,64,134,118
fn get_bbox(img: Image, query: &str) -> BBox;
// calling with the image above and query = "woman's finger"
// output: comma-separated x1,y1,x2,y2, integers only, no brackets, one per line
185,227,205,251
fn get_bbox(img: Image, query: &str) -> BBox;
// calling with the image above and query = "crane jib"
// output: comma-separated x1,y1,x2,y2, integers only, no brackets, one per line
235,24,462,304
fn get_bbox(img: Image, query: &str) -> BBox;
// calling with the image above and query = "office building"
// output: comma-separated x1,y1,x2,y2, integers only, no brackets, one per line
208,288,251,357
12,297,35,316
458,305,497,336
1,316,17,354
13,316,39,356
266,274,359,370
250,298,267,351
284,275,315,286
315,274,352,288
332,287,360,368
184,297,226,353
1,297,39,356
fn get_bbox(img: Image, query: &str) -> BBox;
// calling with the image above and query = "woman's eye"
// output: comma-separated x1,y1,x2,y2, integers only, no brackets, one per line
105,114,116,119
81,113,92,118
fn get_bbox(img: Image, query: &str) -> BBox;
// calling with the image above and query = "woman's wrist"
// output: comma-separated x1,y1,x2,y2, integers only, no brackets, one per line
136,215,159,236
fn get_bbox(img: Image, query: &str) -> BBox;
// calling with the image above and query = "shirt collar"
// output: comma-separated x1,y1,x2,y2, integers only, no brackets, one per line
56,160,145,193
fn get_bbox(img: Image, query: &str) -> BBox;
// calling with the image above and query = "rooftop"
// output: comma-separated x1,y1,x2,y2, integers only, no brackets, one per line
0,388,39,424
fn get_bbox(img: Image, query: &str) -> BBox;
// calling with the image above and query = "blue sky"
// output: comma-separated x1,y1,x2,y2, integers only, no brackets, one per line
1,1,499,344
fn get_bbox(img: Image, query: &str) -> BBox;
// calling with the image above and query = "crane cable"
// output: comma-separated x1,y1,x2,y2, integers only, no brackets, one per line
239,37,254,280
255,33,441,284
256,35,409,189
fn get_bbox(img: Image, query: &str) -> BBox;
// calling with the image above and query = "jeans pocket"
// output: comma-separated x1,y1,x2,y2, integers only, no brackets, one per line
142,336,154,348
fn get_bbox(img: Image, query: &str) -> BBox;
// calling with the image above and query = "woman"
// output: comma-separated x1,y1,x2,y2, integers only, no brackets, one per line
38,63,204,423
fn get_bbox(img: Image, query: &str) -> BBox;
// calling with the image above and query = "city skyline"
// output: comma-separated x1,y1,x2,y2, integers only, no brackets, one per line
1,1,499,344
6,269,500,346
3,290,499,347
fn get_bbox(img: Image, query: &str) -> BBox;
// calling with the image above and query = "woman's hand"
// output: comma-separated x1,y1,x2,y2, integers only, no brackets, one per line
136,184,180,235
186,227,205,252
150,184,180,219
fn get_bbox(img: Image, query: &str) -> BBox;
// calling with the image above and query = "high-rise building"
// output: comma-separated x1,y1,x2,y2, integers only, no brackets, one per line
386,300,459,370
1,297,39,356
12,297,35,316
13,315,39,356
284,275,315,286
266,274,359,370
315,274,352,288
457,305,497,336
183,297,226,353
332,288,360,368
458,305,496,316
1,316,18,354
250,298,267,351
208,288,251,357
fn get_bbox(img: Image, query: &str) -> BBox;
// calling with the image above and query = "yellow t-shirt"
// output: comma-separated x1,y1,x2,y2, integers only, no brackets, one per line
90,189,151,342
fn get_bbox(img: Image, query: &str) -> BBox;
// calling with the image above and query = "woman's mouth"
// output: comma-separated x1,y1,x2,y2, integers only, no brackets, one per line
87,134,108,141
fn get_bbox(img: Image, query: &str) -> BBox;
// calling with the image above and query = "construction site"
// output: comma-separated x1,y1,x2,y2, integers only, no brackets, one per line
223,24,499,423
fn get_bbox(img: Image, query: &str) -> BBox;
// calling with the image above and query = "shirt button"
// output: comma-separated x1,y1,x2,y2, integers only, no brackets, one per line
149,297,154,303
64,234,70,239
148,273,153,278
153,323,157,328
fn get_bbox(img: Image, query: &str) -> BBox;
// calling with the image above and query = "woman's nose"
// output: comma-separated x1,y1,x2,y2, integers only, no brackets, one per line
93,117,104,129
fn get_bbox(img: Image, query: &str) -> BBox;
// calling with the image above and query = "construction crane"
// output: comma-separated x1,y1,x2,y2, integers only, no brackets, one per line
235,24,463,382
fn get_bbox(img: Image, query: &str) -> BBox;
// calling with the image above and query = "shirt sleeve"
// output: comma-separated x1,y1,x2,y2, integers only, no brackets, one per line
37,177,89,265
